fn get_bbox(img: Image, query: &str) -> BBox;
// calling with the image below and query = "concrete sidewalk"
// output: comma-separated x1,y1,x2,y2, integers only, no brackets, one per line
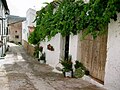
0,43,106,90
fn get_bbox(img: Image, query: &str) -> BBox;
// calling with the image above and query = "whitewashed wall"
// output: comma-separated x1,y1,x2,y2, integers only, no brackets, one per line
0,45,5,57
0,47,2,57
0,0,2,17
40,33,64,70
104,13,120,90
22,8,36,43
46,34,61,68
26,8,36,27
22,21,28,42
0,1,8,57
40,33,82,72
69,34,78,63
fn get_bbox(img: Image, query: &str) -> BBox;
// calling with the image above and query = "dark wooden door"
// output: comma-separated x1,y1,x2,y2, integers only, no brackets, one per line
65,35,69,60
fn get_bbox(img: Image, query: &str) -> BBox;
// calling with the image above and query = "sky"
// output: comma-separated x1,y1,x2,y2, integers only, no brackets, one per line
6,0,53,17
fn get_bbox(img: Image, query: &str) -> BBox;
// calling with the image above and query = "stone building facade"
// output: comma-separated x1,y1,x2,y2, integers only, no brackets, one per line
8,21,23,44
8,15,25,44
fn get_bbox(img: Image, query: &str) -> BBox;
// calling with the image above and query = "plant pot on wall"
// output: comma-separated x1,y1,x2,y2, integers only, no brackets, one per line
47,44,54,51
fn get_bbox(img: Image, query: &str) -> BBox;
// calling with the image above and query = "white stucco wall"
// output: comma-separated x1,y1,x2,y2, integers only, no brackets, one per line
26,8,36,27
104,13,120,90
0,1,9,57
22,8,36,43
40,33,64,69
0,47,2,56
0,45,6,57
0,0,2,17
46,34,61,67
22,21,28,42
69,33,82,64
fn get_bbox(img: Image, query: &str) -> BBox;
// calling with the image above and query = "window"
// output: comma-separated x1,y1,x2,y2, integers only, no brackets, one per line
15,35,19,39
15,31,17,33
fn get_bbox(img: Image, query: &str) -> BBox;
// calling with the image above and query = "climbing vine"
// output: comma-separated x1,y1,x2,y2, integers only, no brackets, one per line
28,0,120,44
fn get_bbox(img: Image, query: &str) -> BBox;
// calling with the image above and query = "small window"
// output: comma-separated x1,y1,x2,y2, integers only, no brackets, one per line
15,31,17,33
15,35,19,39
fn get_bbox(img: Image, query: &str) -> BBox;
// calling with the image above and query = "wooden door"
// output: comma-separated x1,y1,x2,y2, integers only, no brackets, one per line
65,35,69,60
81,33,107,83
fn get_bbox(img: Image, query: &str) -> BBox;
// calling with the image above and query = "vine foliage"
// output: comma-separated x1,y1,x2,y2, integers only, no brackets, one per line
28,0,120,44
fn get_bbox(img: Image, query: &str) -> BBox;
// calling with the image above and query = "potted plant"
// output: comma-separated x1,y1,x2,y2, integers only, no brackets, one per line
36,45,46,64
34,47,39,58
38,46,43,58
74,61,89,78
38,52,46,64
39,46,43,52
60,56,73,77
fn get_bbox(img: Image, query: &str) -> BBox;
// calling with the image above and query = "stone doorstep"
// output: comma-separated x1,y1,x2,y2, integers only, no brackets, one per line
52,68,62,74
82,75,106,89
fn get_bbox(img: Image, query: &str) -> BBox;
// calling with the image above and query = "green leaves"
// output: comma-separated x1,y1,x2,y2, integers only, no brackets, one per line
28,0,120,44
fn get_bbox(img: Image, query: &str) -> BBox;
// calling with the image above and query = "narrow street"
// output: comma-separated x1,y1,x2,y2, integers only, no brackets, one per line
0,43,105,90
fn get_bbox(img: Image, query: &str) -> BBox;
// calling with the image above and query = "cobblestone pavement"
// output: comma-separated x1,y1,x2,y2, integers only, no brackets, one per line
0,43,106,90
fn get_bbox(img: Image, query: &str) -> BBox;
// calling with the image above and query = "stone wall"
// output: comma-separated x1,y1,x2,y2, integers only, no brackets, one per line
9,22,22,44
23,40,35,56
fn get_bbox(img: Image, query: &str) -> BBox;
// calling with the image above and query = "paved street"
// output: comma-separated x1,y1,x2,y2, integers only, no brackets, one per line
0,43,106,90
